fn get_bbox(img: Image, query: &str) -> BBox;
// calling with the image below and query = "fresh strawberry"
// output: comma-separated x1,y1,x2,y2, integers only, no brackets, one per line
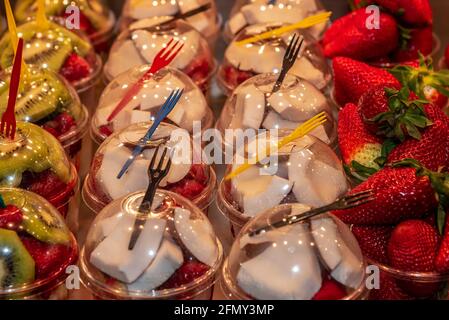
222,65,255,90
389,56,449,110
323,9,399,60
184,56,211,84
369,271,413,300
0,205,23,231
160,261,209,289
435,216,449,273
332,57,400,105
60,53,91,83
21,236,71,279
371,0,432,26
352,225,393,264
388,220,439,272
21,170,67,199
99,125,113,137
394,27,433,62
167,179,206,200
312,276,347,300
333,167,438,225
43,125,60,138
387,119,449,170
54,112,76,135
188,164,208,185
338,103,382,180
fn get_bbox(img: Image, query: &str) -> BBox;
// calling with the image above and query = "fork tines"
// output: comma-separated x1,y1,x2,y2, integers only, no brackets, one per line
339,190,376,210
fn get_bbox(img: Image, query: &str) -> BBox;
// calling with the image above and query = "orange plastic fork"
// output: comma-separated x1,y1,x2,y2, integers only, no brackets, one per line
107,38,184,122
1,38,23,140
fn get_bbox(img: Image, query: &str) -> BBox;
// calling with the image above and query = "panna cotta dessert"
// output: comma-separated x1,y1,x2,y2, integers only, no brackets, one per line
0,188,78,300
0,65,88,169
220,203,368,300
104,20,215,93
83,122,216,214
217,133,348,233
218,25,331,95
92,66,213,145
80,189,223,300
216,73,337,149
0,122,78,219
224,0,327,41
0,20,102,95
14,0,116,52
121,0,220,48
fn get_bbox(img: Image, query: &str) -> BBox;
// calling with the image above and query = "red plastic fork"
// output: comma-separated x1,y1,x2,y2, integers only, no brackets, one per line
1,38,23,140
107,38,184,122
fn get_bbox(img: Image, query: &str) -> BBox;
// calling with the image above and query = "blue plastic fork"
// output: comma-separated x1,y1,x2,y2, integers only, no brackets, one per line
117,89,184,179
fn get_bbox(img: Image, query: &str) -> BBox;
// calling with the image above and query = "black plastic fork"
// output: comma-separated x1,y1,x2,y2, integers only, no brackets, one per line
249,190,375,237
272,33,304,93
128,146,172,250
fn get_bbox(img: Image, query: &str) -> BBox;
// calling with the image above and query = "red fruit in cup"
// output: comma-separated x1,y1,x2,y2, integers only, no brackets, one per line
352,225,393,265
60,53,91,83
312,276,347,300
54,112,76,135
0,205,23,231
369,271,413,300
21,170,67,199
168,179,206,200
160,261,209,289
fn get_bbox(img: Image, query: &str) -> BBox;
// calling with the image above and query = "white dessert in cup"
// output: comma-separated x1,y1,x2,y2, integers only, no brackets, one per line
92,66,213,145
220,203,369,300
218,25,331,95
216,73,337,150
80,190,223,300
83,122,216,214
120,0,220,47
104,20,215,93
225,0,327,41
217,133,349,233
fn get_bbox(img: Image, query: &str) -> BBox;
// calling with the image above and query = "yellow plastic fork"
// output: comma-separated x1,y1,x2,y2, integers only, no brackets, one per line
36,0,51,29
225,112,328,180
236,11,332,46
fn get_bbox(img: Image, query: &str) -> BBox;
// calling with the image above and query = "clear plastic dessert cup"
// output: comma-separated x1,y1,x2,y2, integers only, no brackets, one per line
224,0,327,43
0,122,79,222
104,20,216,95
218,24,331,96
91,66,214,148
0,188,78,300
220,203,368,300
80,189,223,300
14,0,116,54
0,64,89,171
216,73,338,152
0,19,103,113
120,0,220,50
83,122,216,216
217,133,349,236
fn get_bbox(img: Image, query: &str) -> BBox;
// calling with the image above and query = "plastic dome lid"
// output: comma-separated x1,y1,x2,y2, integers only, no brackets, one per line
0,65,88,145
225,0,326,40
92,66,213,144
0,188,77,297
80,189,223,299
104,20,215,84
121,0,218,39
216,73,337,148
84,121,216,213
14,0,115,39
0,20,100,89
219,23,330,92
218,133,349,226
221,203,367,300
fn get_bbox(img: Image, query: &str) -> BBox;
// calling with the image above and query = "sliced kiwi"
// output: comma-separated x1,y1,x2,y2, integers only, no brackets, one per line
14,0,63,23
41,129,71,184
0,229,35,289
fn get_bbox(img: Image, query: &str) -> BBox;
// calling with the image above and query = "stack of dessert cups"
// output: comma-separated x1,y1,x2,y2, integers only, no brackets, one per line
224,0,328,43
217,25,331,97
119,0,222,51
217,132,349,236
13,0,117,54
91,66,214,152
220,203,369,300
104,20,216,98
79,189,223,300
0,121,80,232
83,122,216,217
215,72,338,153
0,188,78,300
0,65,89,172
0,18,103,113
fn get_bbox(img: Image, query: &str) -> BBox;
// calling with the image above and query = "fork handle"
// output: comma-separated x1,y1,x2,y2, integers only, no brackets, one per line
272,71,287,93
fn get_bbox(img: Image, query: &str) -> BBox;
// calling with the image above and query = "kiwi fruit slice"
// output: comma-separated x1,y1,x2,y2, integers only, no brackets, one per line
0,229,35,289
